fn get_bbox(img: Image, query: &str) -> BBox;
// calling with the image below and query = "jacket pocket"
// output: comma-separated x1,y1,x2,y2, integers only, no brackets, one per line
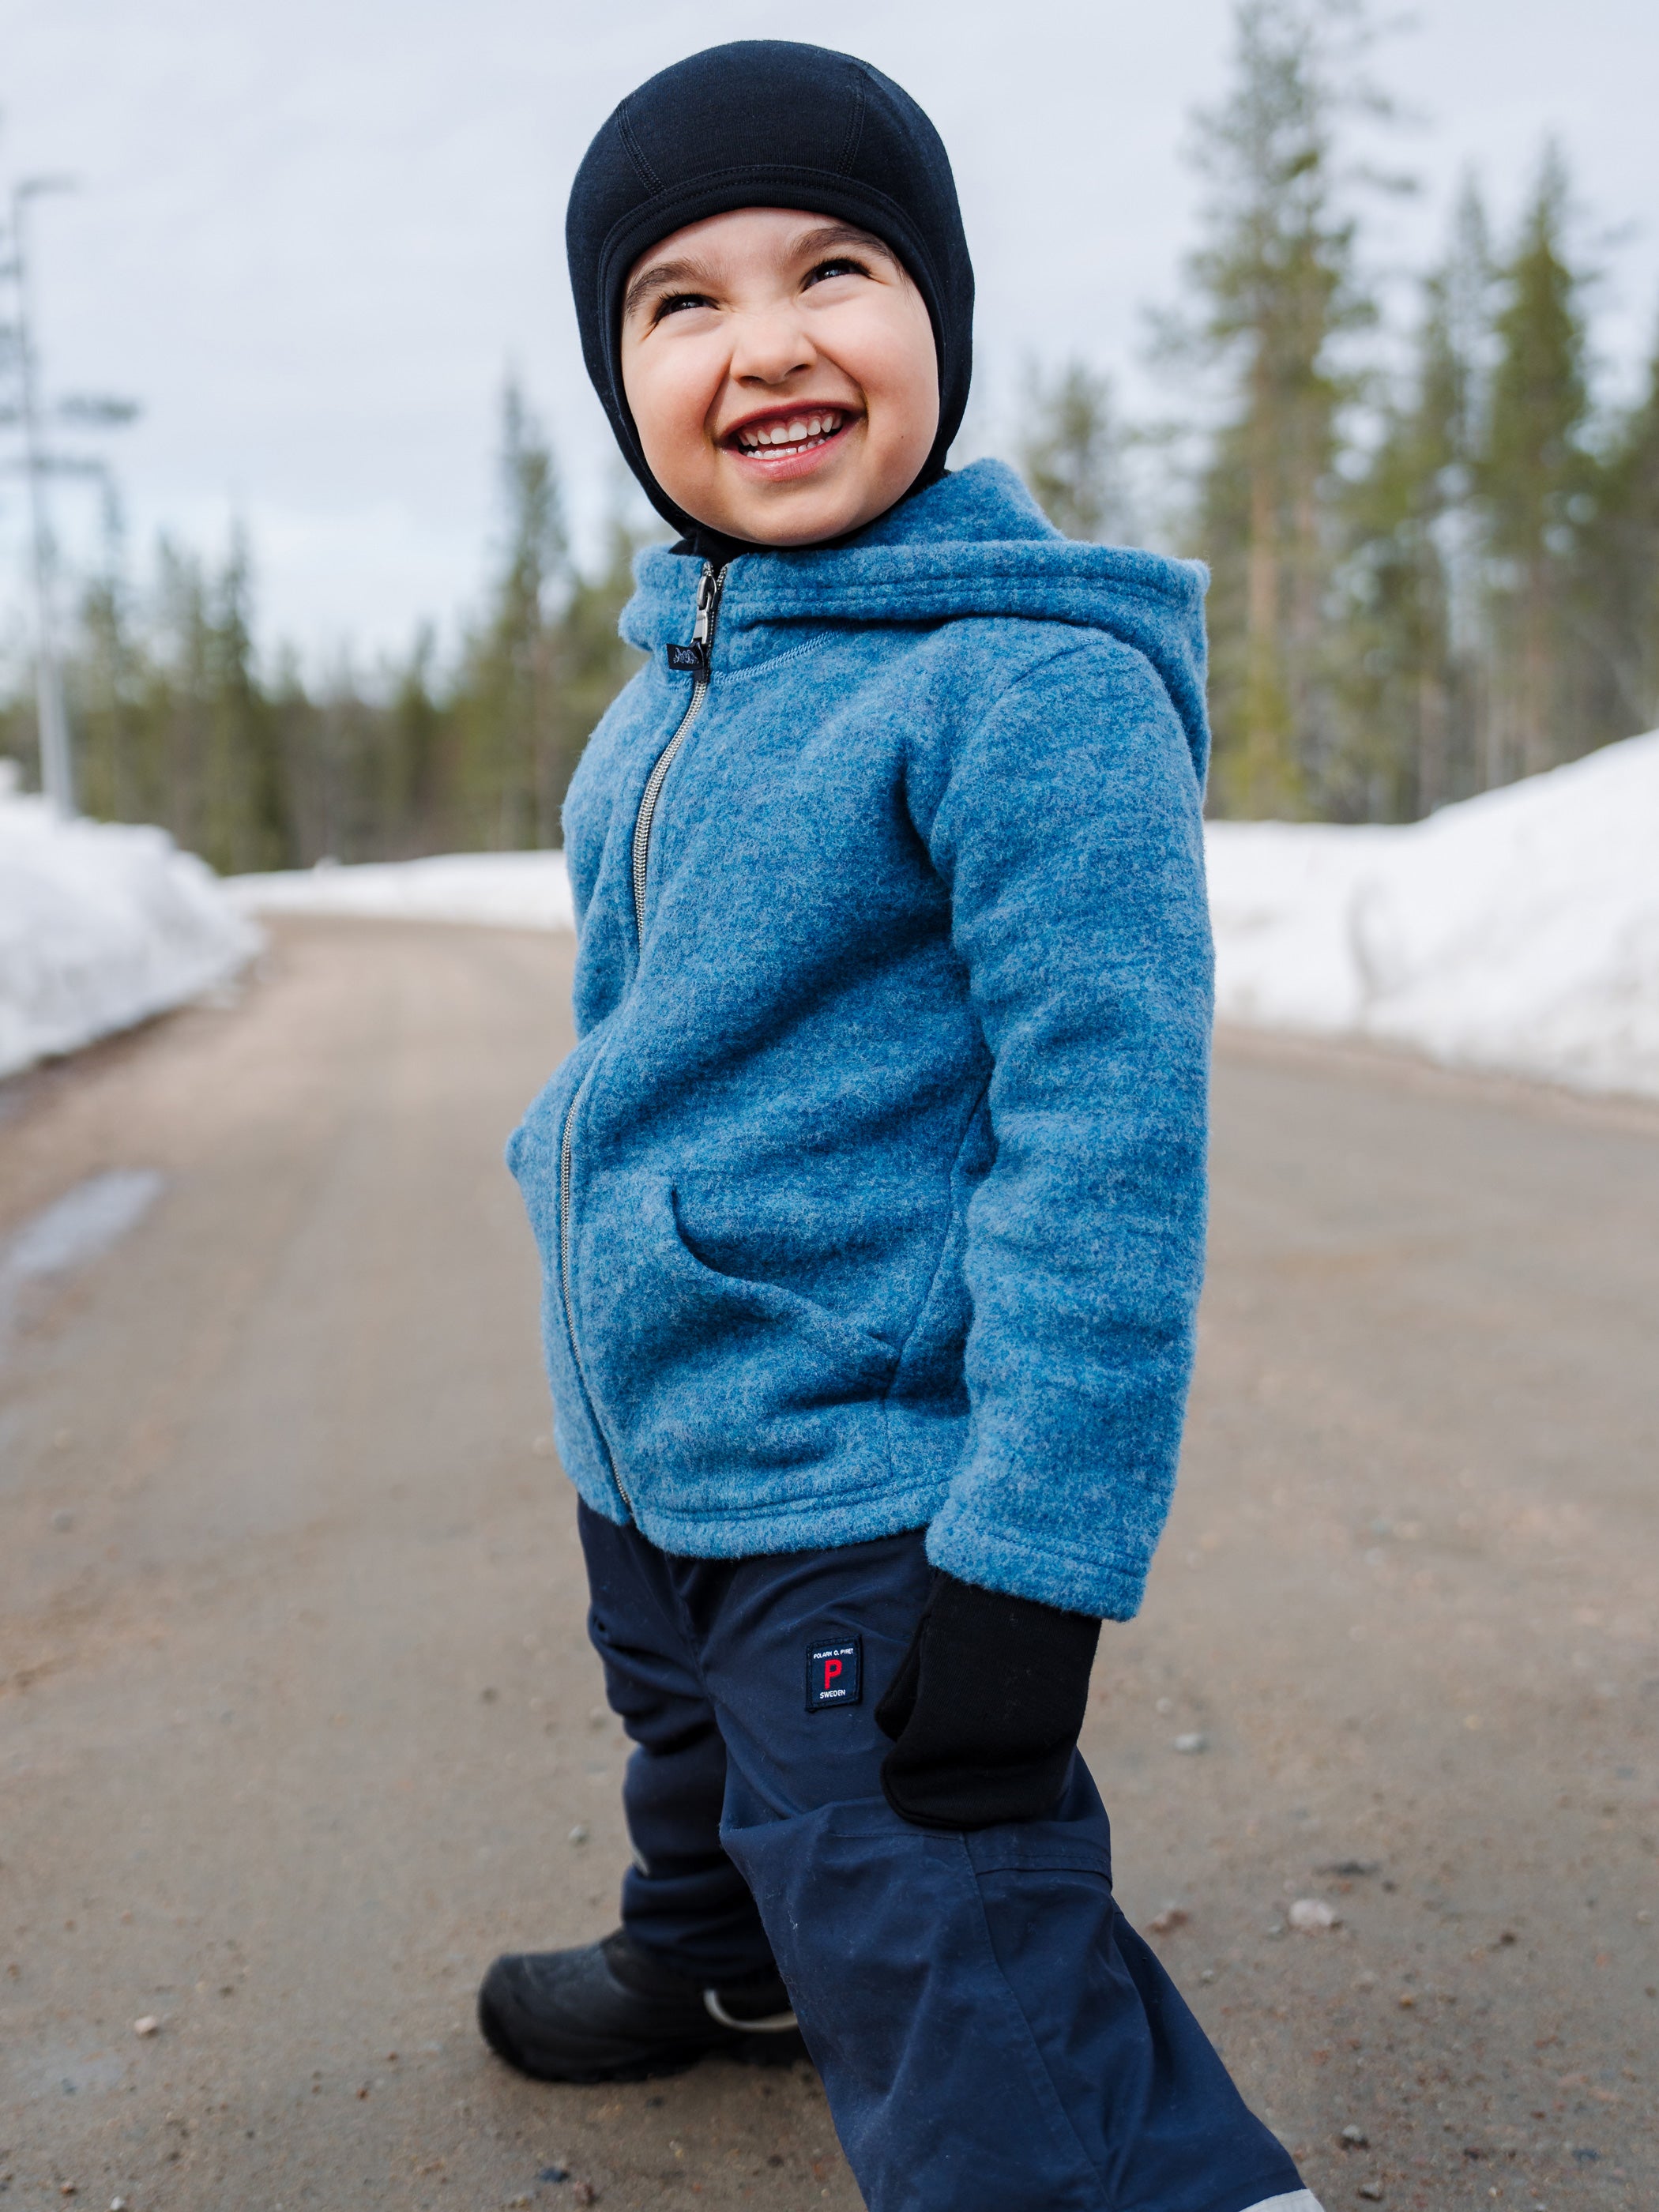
577,1178,900,1510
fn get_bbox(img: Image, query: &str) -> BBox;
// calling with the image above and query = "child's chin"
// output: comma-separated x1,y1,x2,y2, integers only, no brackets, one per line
709,479,873,548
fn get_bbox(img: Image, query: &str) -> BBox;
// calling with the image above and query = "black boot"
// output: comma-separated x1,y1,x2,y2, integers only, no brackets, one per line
478,1929,804,2083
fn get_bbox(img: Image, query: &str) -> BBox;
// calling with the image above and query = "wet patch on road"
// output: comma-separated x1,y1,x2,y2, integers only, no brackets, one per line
0,1167,165,1349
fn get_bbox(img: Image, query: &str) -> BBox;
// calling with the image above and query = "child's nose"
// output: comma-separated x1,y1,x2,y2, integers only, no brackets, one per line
728,303,817,386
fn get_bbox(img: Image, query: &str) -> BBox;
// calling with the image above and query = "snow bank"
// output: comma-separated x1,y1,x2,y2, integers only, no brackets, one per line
228,849,574,933
1208,729,1659,1097
0,769,262,1082
224,731,1659,1101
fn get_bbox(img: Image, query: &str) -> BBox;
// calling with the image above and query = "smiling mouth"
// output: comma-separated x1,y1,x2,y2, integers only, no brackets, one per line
728,407,854,458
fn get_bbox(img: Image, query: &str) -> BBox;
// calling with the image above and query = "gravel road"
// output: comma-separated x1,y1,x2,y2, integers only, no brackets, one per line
1,917,1653,2212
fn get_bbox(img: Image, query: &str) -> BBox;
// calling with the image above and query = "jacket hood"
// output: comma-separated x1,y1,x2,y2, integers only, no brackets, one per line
620,461,1211,782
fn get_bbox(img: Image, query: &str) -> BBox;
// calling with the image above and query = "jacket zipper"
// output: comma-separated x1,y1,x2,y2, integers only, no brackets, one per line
631,560,727,946
557,558,728,1513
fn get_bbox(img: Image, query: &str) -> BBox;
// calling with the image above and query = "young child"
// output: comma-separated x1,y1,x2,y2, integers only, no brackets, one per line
484,40,1324,2212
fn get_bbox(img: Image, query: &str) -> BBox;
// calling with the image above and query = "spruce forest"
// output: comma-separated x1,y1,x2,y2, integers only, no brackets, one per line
4,0,1657,870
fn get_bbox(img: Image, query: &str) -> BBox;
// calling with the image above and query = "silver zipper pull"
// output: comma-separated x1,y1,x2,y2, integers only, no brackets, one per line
692,561,720,645
667,561,727,675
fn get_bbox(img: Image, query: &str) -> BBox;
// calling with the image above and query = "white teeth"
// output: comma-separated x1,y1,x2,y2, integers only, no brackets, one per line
739,409,844,451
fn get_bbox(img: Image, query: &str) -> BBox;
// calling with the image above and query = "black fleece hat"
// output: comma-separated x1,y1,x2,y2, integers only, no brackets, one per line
566,40,974,538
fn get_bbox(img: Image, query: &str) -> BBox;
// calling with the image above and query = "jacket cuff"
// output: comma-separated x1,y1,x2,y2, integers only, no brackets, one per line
924,1500,1148,1621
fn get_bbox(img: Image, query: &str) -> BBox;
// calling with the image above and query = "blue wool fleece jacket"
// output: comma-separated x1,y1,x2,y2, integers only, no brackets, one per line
508,460,1213,1621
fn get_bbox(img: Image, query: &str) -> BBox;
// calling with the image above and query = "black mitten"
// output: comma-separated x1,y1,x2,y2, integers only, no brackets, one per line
875,1571,1101,1830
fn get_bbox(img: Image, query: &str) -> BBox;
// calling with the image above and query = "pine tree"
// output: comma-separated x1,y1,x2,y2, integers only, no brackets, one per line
210,528,290,872
1018,361,1123,540
383,625,449,855
150,538,213,858
454,380,570,848
1178,0,1388,817
1477,145,1593,783
1339,180,1490,816
74,483,141,827
550,492,649,815
1580,319,1659,742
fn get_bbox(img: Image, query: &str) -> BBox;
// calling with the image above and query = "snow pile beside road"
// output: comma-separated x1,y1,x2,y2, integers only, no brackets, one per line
225,732,1659,1100
1207,728,1659,1097
0,773,261,1082
228,849,574,933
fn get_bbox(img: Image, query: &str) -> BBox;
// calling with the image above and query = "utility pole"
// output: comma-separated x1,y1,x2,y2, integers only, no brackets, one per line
1,174,137,814
13,178,76,811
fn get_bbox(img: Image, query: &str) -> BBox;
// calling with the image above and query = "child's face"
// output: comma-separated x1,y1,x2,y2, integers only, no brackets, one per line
619,207,940,546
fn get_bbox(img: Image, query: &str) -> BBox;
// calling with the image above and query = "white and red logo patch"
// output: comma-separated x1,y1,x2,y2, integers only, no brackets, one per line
806,1637,862,1711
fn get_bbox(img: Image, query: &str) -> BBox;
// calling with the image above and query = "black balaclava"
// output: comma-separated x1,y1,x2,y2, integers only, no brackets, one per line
566,40,975,548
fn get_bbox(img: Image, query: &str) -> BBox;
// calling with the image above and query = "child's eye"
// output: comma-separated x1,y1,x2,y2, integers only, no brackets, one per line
803,257,871,289
653,291,715,322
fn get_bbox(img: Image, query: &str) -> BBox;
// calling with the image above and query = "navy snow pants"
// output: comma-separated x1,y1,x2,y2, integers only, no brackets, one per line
578,1503,1307,2212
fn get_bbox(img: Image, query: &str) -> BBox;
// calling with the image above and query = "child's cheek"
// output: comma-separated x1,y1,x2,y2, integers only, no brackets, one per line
631,361,716,502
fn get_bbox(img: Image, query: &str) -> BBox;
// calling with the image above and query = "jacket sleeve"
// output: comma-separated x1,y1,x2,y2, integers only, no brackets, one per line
920,634,1212,1621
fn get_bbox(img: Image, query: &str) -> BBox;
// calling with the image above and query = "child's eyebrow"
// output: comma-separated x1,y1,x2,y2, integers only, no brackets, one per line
623,255,722,322
784,223,897,267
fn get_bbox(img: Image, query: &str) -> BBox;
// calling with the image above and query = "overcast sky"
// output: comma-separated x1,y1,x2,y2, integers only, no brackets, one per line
3,0,1657,668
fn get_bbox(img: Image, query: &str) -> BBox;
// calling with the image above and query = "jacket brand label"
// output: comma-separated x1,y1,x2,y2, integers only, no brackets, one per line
666,642,706,672
806,1636,862,1712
